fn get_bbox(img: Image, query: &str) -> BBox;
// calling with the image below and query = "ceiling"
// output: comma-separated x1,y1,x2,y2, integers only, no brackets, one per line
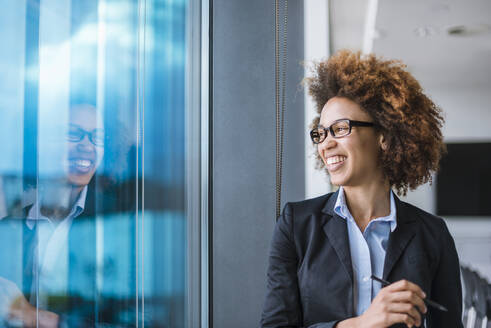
330,0,491,91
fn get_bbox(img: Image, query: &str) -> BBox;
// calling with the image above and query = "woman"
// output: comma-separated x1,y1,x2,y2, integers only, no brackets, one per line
260,50,463,328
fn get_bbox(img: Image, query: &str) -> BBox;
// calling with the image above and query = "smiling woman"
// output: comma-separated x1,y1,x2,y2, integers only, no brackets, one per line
315,100,382,189
261,50,463,328
65,104,105,188
308,51,446,197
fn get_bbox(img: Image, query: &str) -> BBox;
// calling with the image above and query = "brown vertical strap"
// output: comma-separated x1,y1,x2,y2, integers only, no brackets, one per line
275,0,288,220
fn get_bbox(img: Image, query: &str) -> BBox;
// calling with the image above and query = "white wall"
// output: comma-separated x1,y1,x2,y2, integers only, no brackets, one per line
303,0,331,199
400,83,491,281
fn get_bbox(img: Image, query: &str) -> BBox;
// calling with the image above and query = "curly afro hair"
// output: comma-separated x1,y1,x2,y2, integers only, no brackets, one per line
305,50,446,196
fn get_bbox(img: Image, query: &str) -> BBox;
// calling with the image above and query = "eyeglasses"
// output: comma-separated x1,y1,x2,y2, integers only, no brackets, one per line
310,119,375,144
67,124,105,147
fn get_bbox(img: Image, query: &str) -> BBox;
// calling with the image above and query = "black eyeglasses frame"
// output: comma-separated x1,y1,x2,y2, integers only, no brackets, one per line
309,119,375,144
67,124,105,147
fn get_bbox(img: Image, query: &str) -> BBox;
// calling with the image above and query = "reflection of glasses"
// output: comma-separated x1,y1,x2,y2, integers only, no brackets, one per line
310,119,375,144
67,125,105,146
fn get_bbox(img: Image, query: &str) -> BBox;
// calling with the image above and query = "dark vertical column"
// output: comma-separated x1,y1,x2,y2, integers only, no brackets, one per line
22,0,40,318
67,0,99,324
212,0,304,327
22,0,40,189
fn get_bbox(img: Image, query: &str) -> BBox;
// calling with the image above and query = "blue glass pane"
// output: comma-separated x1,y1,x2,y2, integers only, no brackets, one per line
0,0,188,326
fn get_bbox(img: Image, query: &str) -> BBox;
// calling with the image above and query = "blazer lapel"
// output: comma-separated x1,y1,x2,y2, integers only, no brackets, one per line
382,196,418,280
321,190,354,283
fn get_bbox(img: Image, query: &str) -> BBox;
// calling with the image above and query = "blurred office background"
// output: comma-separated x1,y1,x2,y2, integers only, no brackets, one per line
0,0,489,327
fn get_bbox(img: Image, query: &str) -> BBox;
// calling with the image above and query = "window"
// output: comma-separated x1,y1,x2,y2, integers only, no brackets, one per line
0,0,201,326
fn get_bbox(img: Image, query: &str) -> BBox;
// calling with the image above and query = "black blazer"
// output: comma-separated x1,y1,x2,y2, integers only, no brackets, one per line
261,191,463,328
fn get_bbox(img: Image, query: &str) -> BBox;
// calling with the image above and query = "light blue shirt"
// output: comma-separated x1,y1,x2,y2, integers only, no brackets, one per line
23,186,88,306
334,186,397,316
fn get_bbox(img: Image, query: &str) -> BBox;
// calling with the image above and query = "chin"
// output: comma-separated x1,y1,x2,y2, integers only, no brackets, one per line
67,174,93,188
328,173,348,187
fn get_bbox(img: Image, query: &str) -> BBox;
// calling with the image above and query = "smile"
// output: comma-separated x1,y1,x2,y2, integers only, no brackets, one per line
74,159,93,168
68,158,95,174
326,155,346,165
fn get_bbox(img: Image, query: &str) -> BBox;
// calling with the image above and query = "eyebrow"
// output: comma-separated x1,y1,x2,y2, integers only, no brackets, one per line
319,118,351,127
68,124,105,132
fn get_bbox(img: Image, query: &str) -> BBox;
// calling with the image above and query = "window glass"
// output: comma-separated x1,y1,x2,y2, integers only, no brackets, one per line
0,0,189,326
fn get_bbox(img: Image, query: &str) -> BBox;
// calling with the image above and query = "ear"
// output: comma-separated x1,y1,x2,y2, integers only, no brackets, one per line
378,133,388,151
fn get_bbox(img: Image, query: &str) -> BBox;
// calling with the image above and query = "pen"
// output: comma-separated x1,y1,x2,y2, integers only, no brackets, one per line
370,275,448,312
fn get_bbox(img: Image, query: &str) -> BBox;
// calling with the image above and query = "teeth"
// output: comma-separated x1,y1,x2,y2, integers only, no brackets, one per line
75,159,92,168
327,155,346,165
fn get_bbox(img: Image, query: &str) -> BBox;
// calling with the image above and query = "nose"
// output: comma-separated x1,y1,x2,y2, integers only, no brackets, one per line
318,134,337,150
317,135,337,158
76,134,95,152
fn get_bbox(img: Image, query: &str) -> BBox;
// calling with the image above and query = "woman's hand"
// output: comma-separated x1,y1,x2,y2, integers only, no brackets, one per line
336,279,427,328
9,293,59,328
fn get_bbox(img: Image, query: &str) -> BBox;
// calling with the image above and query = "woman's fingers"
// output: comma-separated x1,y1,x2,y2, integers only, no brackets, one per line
387,302,423,326
365,279,428,327
386,279,426,299
385,312,416,327
387,290,427,314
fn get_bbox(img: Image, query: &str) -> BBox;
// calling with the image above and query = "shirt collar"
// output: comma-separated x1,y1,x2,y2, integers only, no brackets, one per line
73,186,88,212
334,186,349,219
25,186,88,229
334,186,397,232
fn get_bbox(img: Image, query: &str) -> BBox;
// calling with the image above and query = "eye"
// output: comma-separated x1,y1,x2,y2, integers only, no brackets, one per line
331,121,350,135
310,129,322,143
92,129,105,146
67,128,83,141
333,126,348,133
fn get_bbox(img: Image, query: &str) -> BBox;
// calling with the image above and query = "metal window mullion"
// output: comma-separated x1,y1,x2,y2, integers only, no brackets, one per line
185,0,206,326
201,0,211,327
135,0,147,326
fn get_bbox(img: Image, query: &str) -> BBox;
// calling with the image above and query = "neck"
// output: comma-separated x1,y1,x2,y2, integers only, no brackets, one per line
342,180,391,232
39,184,84,220
69,185,84,205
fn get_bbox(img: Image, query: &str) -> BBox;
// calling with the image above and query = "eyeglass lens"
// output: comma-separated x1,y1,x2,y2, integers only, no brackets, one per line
68,126,105,146
311,120,351,143
331,120,350,137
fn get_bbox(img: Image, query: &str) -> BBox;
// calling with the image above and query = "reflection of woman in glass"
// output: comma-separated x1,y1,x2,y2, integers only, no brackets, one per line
39,103,105,218
0,104,104,327
261,51,463,327
64,104,105,200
